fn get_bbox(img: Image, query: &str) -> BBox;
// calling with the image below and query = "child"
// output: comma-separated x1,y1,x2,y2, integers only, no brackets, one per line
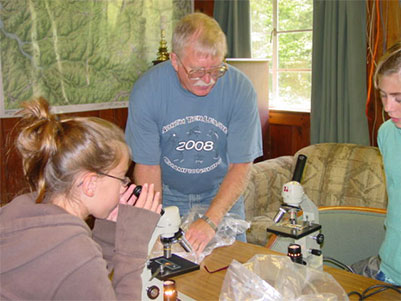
0,97,162,300
354,41,401,285
374,40,401,285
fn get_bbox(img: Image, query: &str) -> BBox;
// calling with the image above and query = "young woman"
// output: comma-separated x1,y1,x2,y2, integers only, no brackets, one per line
0,97,162,300
373,40,401,285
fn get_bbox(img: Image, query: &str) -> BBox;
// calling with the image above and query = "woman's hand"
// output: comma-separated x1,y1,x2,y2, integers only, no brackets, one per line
106,183,161,222
132,183,162,213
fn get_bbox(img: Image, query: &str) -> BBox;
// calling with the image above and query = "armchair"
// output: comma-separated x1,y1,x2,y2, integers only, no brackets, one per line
244,143,387,246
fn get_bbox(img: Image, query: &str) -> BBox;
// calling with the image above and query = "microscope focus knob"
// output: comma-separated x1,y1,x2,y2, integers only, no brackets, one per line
146,285,160,299
310,249,322,256
314,233,325,245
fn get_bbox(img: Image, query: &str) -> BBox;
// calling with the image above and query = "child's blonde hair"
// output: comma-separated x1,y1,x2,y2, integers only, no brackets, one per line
374,41,401,89
16,97,129,203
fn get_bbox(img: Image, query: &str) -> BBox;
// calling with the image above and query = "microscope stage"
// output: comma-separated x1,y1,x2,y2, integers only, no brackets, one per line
267,222,321,239
148,254,200,280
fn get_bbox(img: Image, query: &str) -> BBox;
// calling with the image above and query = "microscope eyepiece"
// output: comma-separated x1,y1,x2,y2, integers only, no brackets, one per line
132,185,142,197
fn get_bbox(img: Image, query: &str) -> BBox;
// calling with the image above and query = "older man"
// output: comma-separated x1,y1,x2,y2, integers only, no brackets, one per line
125,12,262,253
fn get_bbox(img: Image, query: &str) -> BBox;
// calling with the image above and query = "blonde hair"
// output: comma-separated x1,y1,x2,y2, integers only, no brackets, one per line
374,40,401,89
172,12,227,59
16,97,129,203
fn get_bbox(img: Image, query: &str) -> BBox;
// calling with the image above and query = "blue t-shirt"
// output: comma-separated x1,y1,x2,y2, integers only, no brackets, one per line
125,61,262,195
378,120,401,285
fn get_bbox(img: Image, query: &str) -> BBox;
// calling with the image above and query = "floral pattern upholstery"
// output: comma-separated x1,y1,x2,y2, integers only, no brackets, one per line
244,143,388,246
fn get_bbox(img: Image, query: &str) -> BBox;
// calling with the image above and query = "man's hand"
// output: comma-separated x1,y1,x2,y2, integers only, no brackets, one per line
185,218,216,253
184,163,252,253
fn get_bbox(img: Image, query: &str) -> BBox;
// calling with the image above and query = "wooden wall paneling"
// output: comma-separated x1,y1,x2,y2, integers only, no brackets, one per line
270,124,294,158
98,108,115,123
269,110,310,158
0,118,5,203
1,117,25,204
111,107,128,129
194,0,214,16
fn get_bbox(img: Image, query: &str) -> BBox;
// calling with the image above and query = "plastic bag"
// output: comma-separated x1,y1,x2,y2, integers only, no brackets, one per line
220,254,349,301
149,205,250,264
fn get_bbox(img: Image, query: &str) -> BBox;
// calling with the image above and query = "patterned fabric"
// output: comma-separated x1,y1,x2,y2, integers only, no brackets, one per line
244,143,388,246
244,155,293,245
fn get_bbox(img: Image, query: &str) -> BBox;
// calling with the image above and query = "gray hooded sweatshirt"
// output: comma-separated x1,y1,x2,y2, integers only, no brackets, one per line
0,193,160,300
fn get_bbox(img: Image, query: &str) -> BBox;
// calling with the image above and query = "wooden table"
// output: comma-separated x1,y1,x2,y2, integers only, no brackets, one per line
173,241,400,300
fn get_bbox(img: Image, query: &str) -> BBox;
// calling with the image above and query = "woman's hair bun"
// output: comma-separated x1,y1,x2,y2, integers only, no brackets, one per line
19,96,57,123
16,97,62,198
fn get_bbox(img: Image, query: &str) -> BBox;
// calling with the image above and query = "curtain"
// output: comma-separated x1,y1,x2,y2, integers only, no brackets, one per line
311,0,369,145
213,0,251,58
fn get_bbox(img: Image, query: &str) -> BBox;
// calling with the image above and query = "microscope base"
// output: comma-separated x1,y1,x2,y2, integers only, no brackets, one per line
148,254,200,280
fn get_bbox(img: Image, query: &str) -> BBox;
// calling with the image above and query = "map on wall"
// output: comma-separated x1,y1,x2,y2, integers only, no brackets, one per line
0,0,192,116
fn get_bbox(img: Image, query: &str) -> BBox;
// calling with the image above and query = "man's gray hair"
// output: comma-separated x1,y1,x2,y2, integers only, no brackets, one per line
172,12,227,59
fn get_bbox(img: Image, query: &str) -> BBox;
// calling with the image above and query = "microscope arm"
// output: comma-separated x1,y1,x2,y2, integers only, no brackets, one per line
300,194,319,224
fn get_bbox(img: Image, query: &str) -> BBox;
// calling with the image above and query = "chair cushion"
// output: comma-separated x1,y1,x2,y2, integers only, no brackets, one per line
244,155,293,221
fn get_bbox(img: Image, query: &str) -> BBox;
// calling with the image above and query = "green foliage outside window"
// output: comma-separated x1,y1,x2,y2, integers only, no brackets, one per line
251,0,313,111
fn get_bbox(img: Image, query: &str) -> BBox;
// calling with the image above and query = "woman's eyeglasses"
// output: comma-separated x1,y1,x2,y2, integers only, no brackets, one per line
97,172,131,187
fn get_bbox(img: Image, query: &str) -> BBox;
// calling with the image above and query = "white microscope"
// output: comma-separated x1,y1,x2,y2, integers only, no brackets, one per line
266,155,324,270
141,205,199,300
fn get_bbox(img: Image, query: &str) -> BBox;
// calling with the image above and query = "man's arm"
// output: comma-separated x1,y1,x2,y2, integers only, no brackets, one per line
133,163,162,196
185,162,252,253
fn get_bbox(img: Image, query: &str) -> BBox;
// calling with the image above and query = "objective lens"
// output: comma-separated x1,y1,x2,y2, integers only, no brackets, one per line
273,207,286,223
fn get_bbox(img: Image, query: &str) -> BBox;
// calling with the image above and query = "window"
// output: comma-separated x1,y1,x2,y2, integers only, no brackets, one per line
250,0,313,112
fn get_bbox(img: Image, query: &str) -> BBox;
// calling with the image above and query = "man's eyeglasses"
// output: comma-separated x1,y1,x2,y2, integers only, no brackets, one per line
97,172,131,187
177,56,228,80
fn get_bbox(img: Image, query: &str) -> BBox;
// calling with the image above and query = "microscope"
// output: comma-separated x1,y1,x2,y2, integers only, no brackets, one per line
141,206,199,300
266,155,324,270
